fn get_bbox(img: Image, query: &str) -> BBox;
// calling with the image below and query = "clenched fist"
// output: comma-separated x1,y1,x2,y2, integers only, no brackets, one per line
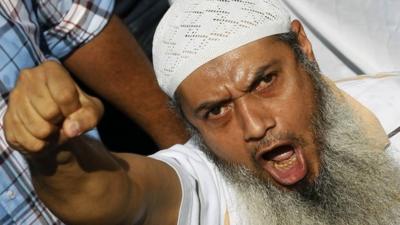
4,61,104,154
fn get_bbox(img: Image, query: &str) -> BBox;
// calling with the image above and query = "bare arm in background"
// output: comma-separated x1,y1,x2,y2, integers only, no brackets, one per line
64,16,189,148
3,61,181,225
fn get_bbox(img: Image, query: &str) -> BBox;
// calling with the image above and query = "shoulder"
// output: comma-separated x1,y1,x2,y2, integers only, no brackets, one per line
150,139,228,225
150,140,220,191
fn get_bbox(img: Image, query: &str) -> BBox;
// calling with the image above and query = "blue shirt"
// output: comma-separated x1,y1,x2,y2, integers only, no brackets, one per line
0,0,114,224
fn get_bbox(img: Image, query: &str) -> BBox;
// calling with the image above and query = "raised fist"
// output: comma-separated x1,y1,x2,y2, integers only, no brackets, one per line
4,61,104,154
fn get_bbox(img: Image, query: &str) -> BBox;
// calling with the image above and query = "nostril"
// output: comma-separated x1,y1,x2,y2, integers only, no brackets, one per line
243,119,276,143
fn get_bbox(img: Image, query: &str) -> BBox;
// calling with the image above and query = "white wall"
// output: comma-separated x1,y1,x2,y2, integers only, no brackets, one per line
283,0,400,80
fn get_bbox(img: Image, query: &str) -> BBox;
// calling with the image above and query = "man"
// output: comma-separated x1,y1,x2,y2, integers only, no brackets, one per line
4,0,400,224
0,0,187,224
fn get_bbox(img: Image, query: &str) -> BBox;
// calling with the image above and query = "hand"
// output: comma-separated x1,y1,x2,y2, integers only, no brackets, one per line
4,61,104,154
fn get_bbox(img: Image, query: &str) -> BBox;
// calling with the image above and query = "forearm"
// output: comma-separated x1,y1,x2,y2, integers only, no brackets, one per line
29,137,134,225
4,60,180,225
63,16,189,148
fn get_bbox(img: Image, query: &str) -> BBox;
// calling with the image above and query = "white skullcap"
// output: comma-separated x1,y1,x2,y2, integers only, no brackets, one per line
153,0,291,97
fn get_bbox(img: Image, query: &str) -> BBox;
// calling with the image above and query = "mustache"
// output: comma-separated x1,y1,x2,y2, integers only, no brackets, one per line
254,131,307,154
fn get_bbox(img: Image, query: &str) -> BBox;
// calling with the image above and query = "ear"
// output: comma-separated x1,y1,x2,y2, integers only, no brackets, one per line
290,20,316,62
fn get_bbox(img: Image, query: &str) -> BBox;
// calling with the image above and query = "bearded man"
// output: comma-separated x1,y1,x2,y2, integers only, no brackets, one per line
3,0,400,224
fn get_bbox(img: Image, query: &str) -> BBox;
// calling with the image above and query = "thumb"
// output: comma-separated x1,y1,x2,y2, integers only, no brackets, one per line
61,95,104,139
63,118,82,138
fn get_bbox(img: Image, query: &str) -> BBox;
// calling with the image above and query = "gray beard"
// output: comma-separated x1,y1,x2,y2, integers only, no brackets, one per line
189,59,400,224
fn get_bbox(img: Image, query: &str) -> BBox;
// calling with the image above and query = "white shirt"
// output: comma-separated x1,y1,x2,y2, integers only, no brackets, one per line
151,140,231,225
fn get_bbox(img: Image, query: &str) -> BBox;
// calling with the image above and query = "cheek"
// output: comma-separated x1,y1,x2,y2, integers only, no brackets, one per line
200,126,250,163
281,74,316,131
276,91,315,133
272,70,316,131
273,77,318,139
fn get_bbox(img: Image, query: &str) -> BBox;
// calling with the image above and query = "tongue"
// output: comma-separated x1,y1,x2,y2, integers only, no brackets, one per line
268,146,295,161
265,146,294,162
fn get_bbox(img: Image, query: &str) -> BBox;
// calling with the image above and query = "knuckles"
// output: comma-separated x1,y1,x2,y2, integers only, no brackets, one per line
41,104,62,121
31,123,54,140
19,68,42,84
53,89,79,106
18,69,30,82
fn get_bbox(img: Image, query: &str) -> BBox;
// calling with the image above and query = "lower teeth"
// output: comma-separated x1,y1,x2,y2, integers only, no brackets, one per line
274,155,297,169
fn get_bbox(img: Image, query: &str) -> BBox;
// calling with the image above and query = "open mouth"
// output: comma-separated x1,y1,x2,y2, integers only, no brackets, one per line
257,143,307,186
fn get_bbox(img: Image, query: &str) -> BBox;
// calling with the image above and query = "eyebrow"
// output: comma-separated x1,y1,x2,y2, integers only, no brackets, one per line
194,97,231,116
244,64,272,92
193,61,277,116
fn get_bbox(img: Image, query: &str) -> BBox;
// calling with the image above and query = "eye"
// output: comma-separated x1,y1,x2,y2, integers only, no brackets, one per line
255,73,276,92
206,104,230,120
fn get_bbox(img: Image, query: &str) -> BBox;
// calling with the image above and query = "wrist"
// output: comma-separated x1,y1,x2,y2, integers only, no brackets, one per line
26,141,76,176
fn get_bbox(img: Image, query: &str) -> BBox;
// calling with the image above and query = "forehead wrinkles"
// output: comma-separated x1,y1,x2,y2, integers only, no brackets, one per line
209,38,284,93
207,51,256,96
192,55,246,100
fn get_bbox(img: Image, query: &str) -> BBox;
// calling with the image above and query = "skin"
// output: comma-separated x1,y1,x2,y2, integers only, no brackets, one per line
3,21,388,224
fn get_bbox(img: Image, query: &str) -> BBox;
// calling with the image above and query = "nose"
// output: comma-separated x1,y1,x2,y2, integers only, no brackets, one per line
235,96,276,142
